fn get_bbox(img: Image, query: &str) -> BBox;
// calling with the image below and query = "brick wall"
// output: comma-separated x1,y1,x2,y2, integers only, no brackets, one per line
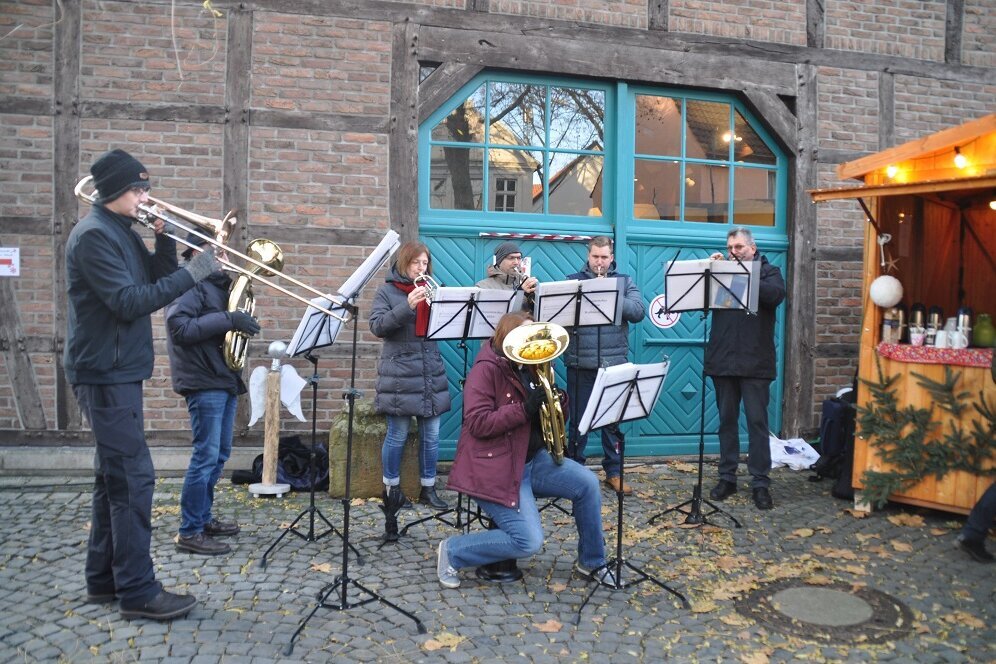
962,0,996,68
0,114,53,218
893,76,996,142
816,68,880,152
492,0,648,29
824,0,946,62
0,0,54,98
669,0,806,46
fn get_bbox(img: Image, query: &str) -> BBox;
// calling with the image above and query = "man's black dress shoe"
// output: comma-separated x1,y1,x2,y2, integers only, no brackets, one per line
709,480,737,501
203,518,240,537
119,589,196,621
956,536,994,563
752,487,773,510
176,532,231,555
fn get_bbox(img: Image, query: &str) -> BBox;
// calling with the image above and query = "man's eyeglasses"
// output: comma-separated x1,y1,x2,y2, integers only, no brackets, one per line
727,243,749,252
503,254,523,262
129,186,151,196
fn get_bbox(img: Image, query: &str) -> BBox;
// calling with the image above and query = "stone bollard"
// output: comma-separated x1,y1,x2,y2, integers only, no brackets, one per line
327,399,420,500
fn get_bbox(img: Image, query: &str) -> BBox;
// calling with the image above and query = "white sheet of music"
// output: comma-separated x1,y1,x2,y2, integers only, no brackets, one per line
577,361,670,435
535,277,621,327
664,258,758,313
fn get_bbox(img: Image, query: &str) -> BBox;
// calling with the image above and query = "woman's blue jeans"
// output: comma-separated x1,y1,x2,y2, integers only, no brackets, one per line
180,390,237,537
381,414,440,487
446,450,606,570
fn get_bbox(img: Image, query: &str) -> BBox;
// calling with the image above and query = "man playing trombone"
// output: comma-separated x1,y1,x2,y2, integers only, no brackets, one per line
65,149,221,621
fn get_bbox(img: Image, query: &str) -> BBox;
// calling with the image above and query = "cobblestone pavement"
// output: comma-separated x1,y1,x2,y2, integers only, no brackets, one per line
0,461,993,663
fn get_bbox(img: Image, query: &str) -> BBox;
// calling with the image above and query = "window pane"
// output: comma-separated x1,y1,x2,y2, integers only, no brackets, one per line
489,82,545,147
431,83,486,143
549,87,605,152
684,163,729,223
635,95,682,157
633,159,680,220
548,153,603,216
429,146,484,210
489,148,542,213
685,100,731,161
733,167,776,226
733,110,776,165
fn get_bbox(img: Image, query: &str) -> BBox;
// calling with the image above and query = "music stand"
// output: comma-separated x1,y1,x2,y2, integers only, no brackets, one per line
647,254,757,529
396,286,515,539
534,277,622,514
286,232,425,655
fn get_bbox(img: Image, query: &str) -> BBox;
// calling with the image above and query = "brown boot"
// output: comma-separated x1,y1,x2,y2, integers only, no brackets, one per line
604,476,633,495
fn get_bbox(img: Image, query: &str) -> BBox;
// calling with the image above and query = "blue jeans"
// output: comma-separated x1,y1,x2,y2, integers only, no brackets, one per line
713,376,772,489
568,368,623,477
962,483,996,542
445,450,606,570
381,414,440,487
74,382,161,604
180,390,237,537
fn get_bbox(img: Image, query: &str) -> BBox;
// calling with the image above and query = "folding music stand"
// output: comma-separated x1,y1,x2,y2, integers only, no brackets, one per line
286,232,425,655
396,286,516,539
575,361,689,623
534,277,622,514
647,254,757,530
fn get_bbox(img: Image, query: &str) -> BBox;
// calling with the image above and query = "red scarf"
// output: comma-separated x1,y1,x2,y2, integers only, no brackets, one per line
392,281,430,337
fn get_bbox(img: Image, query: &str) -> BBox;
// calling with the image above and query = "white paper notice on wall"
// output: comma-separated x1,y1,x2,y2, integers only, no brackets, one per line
0,248,19,277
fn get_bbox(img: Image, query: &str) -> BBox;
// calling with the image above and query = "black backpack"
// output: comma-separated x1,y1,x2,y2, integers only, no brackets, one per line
809,395,856,500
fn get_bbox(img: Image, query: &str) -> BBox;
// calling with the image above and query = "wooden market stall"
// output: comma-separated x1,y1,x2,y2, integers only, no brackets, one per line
811,113,996,514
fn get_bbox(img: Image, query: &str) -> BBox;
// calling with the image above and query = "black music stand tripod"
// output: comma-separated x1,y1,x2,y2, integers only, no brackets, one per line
260,350,362,569
286,303,425,654
576,362,689,624
648,254,757,529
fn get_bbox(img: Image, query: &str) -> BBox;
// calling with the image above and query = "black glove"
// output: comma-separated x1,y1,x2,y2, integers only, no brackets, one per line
524,385,545,417
229,311,260,336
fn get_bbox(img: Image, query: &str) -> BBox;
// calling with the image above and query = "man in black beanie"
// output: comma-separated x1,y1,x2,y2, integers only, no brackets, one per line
475,240,539,310
65,148,222,620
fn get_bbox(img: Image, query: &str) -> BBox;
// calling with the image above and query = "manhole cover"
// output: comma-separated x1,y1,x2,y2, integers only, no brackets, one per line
735,579,914,644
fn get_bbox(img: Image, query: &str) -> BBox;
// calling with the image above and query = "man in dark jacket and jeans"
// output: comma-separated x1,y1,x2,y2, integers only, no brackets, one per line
705,227,786,510
564,236,646,495
166,235,260,556
65,149,221,620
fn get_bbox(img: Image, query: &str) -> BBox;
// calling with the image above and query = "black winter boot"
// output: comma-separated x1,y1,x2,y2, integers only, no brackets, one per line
381,486,405,542
420,485,450,510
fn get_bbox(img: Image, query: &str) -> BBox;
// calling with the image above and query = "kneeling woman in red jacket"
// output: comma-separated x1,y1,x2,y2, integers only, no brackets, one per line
438,311,609,588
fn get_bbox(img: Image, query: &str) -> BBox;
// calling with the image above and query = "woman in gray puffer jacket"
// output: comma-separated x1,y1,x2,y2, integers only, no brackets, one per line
369,241,452,523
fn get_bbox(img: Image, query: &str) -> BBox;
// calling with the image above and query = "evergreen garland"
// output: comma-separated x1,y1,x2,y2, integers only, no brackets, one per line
857,356,996,508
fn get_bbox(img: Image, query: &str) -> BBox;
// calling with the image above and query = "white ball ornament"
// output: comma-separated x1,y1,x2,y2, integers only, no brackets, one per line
869,275,903,308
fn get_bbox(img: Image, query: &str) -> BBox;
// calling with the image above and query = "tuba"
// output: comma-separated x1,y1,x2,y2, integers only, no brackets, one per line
224,239,283,371
503,322,571,464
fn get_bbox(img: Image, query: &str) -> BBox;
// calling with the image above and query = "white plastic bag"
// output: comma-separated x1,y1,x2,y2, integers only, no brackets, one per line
769,434,820,471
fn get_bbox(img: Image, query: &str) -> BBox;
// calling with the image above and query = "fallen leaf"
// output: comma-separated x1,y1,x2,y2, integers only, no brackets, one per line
941,611,985,629
842,564,866,576
669,461,698,473
889,540,913,552
720,613,752,627
843,508,870,518
423,632,465,652
811,546,859,560
741,652,770,664
549,582,567,593
887,513,925,527
691,600,717,613
929,528,948,536
788,528,815,539
534,619,562,633
350,498,364,507
311,562,333,574
804,574,833,585
715,556,740,571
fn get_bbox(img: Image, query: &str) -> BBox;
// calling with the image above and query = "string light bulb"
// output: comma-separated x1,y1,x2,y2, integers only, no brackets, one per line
886,164,898,179
953,147,968,169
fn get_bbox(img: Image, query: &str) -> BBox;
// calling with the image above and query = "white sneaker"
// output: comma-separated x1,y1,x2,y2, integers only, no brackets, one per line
574,561,619,587
437,538,461,588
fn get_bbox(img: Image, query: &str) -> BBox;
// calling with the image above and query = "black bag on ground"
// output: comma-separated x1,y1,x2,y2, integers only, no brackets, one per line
809,396,856,482
230,435,329,491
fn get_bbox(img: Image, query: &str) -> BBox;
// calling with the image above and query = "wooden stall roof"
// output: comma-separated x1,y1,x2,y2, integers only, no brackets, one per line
808,113,996,202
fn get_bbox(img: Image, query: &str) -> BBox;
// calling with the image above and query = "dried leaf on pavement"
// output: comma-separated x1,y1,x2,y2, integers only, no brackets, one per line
887,513,925,527
311,562,333,573
423,632,465,652
533,619,563,633
889,540,913,552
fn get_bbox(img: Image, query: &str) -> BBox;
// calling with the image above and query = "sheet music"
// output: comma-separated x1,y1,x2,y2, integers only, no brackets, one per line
337,230,400,300
468,289,517,337
664,258,758,313
535,277,622,327
426,287,516,340
577,361,670,435
286,297,350,356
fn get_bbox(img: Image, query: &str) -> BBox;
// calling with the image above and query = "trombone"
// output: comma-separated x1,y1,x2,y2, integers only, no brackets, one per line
74,176,349,322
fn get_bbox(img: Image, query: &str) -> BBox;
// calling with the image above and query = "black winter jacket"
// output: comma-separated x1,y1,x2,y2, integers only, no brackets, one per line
64,204,194,385
562,261,646,370
704,253,786,380
368,265,452,418
165,272,247,396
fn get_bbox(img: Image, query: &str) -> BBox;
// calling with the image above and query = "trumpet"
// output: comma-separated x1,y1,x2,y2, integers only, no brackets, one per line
413,272,441,304
74,176,349,322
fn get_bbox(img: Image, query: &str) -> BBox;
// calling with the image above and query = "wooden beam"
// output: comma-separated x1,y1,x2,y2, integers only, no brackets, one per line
810,175,996,202
740,86,797,154
814,246,864,262
417,62,482,125
783,63,819,437
0,259,47,429
806,0,825,49
648,0,668,32
878,72,894,151
819,148,870,165
0,217,52,236
52,0,82,431
0,97,52,115
469,0,490,10
812,343,860,358
837,113,996,180
249,109,389,133
77,101,225,123
389,21,421,244
225,7,253,248
945,0,965,65
418,25,797,97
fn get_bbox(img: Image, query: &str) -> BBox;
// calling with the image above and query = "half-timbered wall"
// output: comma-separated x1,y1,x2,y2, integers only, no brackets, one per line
0,0,993,461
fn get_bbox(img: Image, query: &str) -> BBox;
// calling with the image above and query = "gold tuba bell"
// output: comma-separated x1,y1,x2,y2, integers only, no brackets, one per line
503,322,571,464
224,239,283,371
